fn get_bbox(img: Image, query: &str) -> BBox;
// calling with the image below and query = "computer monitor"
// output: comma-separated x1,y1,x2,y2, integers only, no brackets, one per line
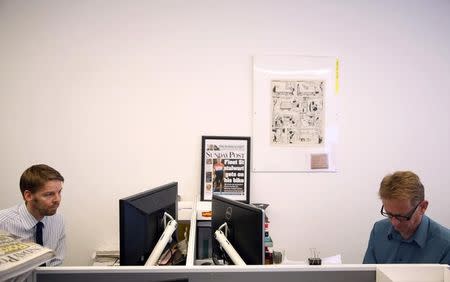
211,194,265,265
119,182,178,266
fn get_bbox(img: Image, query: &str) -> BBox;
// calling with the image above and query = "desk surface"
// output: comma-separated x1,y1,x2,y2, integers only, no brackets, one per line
34,264,376,282
34,264,450,282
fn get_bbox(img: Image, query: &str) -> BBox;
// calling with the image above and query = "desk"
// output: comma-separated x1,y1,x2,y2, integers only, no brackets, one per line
33,264,450,282
376,264,450,282
33,264,376,282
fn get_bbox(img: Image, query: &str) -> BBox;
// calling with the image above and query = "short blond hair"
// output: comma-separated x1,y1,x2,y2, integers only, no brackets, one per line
379,171,424,205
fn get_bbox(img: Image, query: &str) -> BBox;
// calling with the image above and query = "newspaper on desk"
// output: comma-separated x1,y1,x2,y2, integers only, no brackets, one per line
92,250,120,266
0,230,55,281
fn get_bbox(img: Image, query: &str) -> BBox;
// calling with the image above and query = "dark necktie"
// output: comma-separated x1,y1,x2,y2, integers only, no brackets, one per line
35,222,46,266
35,221,44,246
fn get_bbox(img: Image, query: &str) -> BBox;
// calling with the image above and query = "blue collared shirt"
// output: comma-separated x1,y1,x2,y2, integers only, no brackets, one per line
363,215,450,264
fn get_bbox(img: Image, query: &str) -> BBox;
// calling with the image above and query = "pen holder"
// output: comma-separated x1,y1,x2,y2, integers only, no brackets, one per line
308,257,322,265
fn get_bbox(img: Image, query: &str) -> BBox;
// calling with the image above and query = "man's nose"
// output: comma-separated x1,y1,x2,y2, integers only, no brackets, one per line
53,193,61,203
390,217,400,226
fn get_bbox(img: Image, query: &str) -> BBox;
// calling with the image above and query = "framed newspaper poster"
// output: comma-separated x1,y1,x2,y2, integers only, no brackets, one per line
200,136,250,203
252,55,339,172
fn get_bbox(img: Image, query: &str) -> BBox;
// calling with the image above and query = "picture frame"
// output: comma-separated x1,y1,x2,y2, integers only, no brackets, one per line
200,136,250,203
252,55,339,172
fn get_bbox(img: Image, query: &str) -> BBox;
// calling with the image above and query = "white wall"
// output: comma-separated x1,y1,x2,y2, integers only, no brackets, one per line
1,0,449,266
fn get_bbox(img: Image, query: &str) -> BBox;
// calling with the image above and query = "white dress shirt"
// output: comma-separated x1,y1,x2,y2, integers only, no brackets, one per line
0,203,65,266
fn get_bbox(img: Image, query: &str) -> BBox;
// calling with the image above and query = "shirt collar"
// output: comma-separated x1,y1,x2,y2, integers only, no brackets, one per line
18,203,47,229
412,215,429,248
387,215,429,248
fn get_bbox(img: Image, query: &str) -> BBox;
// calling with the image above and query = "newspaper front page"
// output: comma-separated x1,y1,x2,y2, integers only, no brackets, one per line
203,139,249,201
0,231,54,281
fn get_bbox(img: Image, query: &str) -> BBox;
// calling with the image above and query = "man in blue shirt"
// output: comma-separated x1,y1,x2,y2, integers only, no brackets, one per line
363,171,450,264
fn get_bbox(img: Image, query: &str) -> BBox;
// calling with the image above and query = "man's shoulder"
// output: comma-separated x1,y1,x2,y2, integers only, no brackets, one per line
373,218,391,231
428,217,450,244
0,205,23,233
0,204,21,221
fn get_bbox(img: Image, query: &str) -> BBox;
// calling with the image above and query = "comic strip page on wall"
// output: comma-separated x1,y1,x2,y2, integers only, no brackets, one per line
271,80,325,146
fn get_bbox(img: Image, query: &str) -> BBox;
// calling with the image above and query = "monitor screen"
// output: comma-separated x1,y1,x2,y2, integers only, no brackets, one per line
211,194,265,265
119,182,178,266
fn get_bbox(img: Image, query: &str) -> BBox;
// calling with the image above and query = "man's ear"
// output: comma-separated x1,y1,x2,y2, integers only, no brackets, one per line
23,190,33,202
419,200,429,214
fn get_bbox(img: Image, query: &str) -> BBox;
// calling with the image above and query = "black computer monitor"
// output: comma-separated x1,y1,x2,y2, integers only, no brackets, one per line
211,194,265,265
119,182,178,266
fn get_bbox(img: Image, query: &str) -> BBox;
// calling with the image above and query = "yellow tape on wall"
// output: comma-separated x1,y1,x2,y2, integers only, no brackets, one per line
335,58,339,94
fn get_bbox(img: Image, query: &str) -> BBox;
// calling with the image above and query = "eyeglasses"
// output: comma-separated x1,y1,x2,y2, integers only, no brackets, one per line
380,201,421,222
